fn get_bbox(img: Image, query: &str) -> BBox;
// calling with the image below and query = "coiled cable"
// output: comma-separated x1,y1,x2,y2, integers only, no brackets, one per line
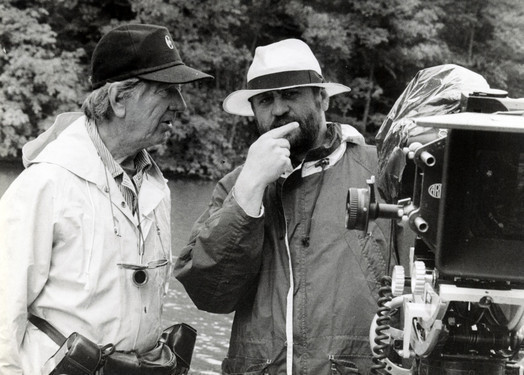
371,276,393,374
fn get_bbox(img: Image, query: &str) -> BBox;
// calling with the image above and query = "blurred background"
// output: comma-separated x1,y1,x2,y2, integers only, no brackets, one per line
1,0,523,180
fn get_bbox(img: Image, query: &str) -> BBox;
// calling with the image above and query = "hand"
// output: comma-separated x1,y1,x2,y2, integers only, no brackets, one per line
234,122,299,216
243,121,298,186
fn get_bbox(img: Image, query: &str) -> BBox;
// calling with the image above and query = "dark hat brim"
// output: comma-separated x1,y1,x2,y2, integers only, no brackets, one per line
138,63,213,84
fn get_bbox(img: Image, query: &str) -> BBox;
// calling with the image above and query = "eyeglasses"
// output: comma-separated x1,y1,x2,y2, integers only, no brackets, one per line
118,259,169,287
117,259,169,270
108,182,169,287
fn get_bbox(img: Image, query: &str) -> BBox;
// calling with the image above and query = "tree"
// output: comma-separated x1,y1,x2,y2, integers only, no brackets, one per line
292,0,449,135
126,0,257,178
437,0,524,97
0,2,85,158
1,0,523,177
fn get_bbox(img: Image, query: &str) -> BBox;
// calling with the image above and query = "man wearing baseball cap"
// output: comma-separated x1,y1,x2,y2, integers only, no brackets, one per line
0,24,211,374
175,39,390,374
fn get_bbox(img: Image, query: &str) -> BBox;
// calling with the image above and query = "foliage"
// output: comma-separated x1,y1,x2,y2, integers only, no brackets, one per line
436,0,524,97
0,3,84,158
1,0,523,178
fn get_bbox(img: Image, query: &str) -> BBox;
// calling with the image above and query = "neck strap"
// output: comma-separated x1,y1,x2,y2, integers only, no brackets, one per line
28,313,66,346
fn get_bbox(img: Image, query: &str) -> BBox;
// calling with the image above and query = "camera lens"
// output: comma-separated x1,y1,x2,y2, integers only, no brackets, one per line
346,188,370,230
133,270,148,287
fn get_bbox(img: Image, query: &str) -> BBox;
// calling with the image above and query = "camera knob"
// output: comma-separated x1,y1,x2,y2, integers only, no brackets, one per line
411,261,426,296
391,265,406,296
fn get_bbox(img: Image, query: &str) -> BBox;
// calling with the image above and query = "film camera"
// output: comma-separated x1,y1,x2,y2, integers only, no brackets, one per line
346,65,524,374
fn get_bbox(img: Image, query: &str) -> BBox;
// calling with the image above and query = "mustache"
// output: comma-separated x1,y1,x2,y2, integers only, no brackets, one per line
271,117,300,130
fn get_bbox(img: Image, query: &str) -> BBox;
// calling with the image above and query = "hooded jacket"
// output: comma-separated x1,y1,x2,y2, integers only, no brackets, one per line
175,123,391,375
0,113,171,374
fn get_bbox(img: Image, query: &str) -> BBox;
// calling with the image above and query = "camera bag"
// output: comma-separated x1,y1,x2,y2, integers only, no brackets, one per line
29,314,196,375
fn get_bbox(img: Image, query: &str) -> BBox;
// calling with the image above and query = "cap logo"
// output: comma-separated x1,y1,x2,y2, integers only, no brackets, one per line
165,35,174,49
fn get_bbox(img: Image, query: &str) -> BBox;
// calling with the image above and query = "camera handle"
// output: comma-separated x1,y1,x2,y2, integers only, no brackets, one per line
346,176,404,233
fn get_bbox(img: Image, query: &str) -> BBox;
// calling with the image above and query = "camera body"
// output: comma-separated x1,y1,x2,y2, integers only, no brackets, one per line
425,112,524,284
346,92,524,374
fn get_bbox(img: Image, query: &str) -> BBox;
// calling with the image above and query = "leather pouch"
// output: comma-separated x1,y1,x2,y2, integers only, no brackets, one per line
42,332,102,375
164,323,197,372
103,323,197,375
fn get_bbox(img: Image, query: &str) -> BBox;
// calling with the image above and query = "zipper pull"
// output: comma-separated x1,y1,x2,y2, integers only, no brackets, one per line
302,236,310,247
314,158,329,169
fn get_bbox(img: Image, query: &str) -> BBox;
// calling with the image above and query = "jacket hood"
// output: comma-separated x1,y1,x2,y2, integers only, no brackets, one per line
22,112,168,195
23,112,85,168
340,123,365,145
22,112,106,184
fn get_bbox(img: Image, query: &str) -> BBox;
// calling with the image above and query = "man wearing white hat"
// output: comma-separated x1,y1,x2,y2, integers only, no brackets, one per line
175,39,391,374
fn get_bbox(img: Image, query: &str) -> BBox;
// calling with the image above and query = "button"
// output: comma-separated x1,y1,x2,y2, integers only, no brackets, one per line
121,201,126,208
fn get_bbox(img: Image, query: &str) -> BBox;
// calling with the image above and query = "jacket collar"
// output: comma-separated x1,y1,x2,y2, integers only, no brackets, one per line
21,112,168,223
23,113,106,185
301,122,343,164
284,122,365,178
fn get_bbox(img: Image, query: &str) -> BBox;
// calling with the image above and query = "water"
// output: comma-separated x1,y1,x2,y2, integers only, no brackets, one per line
0,163,232,375
167,179,233,375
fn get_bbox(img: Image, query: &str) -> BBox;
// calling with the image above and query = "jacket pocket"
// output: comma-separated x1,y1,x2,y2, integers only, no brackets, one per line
222,356,271,375
329,354,361,375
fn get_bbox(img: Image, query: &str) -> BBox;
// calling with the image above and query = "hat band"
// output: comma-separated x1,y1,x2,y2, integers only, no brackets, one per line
247,70,324,90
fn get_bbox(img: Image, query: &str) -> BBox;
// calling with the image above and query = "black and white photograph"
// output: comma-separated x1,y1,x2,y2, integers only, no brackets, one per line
1,1,523,374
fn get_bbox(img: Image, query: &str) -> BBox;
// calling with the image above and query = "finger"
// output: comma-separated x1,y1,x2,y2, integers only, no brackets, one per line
273,145,290,158
265,121,299,139
282,159,294,175
273,138,291,149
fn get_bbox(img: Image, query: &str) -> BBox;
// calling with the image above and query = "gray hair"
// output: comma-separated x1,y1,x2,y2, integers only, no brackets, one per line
82,78,146,123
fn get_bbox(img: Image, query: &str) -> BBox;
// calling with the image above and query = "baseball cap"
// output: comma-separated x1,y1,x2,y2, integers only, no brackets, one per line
90,24,213,89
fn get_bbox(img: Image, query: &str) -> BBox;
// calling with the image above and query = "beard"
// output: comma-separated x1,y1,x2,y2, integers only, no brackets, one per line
255,92,325,159
271,113,320,157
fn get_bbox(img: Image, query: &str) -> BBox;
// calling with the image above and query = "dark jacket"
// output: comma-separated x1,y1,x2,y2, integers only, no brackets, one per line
175,123,391,375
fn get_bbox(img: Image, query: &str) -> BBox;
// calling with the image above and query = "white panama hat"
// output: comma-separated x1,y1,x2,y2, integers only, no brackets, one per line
223,38,351,116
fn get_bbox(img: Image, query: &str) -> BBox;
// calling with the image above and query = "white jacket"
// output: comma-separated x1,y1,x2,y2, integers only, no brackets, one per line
0,113,172,374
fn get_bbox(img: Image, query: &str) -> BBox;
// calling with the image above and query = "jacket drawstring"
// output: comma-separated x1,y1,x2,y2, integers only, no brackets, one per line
302,158,329,247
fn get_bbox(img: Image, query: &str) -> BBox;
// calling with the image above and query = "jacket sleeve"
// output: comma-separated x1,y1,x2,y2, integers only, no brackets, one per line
174,170,265,314
0,166,55,374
